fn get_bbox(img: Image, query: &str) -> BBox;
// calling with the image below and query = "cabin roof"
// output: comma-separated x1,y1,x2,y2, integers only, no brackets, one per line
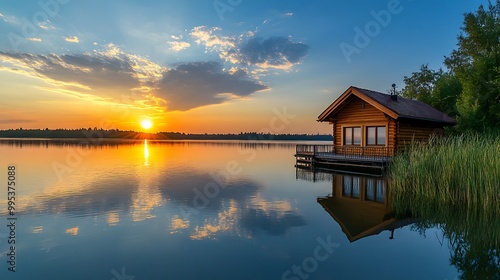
317,196,416,242
318,86,456,125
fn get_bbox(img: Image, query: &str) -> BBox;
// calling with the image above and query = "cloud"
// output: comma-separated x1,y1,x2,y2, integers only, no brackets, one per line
157,61,268,111
38,19,55,30
226,36,309,70
241,208,306,235
190,26,235,50
27,37,42,42
65,227,79,236
19,176,138,217
168,41,190,51
0,12,20,25
0,44,164,97
0,52,137,93
239,195,306,235
190,26,309,71
65,36,79,43
0,45,268,111
154,170,306,239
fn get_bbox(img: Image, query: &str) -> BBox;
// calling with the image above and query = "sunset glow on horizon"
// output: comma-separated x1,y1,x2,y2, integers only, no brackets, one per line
0,1,489,134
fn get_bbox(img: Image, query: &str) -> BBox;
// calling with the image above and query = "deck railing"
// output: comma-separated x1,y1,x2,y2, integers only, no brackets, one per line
295,168,333,182
296,144,391,160
295,144,335,154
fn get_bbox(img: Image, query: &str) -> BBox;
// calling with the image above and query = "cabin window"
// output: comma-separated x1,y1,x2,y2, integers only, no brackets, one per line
344,127,361,145
366,126,386,145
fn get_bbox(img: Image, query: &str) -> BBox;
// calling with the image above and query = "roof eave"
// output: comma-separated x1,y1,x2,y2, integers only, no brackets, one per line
397,116,457,126
317,86,355,121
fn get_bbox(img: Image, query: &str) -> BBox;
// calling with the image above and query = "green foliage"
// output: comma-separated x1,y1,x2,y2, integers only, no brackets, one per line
431,72,462,118
390,133,500,209
390,133,500,278
401,1,500,132
401,65,462,118
445,1,500,131
401,64,443,105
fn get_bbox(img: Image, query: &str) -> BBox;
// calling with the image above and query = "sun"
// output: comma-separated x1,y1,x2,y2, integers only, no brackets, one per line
140,119,153,130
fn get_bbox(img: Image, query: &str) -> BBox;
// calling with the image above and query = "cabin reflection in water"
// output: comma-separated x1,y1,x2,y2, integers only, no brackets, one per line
296,169,414,242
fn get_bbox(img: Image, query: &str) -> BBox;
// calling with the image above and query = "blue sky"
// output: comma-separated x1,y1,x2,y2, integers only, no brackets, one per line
0,0,489,133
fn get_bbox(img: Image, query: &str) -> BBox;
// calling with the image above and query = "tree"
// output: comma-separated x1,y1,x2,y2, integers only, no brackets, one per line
401,64,443,105
444,1,500,131
431,72,462,118
401,65,461,118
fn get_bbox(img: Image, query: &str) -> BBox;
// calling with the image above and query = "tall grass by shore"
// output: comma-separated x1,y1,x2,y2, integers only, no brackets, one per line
390,133,500,210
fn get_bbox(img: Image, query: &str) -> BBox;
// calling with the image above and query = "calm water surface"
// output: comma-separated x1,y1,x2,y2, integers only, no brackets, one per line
0,140,484,279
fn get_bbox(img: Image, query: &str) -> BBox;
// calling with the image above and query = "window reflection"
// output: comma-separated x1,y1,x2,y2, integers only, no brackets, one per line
366,178,385,202
376,180,385,202
343,175,361,198
342,175,386,203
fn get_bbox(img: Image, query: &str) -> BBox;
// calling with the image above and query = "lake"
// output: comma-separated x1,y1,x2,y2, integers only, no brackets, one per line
0,139,496,279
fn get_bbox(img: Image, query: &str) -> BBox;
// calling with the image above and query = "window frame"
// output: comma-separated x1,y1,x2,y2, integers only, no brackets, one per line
366,126,387,146
343,126,361,146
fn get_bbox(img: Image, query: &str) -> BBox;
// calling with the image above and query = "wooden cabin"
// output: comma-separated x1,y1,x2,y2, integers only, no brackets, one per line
317,86,456,157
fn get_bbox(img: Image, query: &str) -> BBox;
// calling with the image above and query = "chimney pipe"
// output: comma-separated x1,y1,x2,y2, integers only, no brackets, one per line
391,83,398,101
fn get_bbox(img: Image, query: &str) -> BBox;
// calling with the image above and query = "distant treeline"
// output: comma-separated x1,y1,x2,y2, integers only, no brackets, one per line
0,128,332,141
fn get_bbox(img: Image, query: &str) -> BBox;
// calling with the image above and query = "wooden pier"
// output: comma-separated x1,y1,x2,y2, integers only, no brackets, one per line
295,145,391,174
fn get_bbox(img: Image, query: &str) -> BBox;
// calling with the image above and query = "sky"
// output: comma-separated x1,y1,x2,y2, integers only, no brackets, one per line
0,0,490,134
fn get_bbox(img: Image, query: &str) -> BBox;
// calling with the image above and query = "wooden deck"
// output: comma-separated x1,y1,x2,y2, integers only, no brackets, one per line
295,145,391,174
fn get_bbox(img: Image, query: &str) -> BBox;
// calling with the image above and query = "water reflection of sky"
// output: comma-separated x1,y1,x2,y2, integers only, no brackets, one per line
0,140,462,280
1,140,305,239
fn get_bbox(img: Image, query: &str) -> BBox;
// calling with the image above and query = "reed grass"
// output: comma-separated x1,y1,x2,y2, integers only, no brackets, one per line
390,133,500,210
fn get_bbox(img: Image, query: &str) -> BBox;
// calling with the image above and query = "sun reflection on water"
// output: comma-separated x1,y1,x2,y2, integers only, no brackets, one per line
144,139,149,166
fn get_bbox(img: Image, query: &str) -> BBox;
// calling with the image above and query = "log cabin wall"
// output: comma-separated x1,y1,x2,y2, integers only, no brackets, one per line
396,121,445,152
332,96,396,155
331,119,336,145
388,118,397,156
334,96,388,145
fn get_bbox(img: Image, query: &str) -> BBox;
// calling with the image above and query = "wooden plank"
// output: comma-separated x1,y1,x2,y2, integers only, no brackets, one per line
396,121,445,151
335,97,387,122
